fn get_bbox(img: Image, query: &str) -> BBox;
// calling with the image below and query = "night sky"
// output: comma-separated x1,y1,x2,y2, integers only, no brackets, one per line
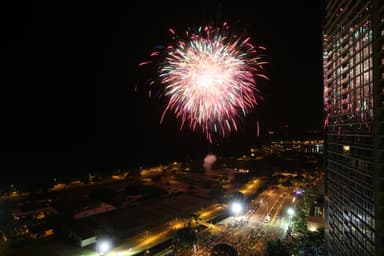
1,1,323,182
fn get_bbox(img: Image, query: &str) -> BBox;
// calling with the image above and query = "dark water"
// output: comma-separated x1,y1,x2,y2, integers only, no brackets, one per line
1,158,159,187
0,150,206,188
0,141,254,190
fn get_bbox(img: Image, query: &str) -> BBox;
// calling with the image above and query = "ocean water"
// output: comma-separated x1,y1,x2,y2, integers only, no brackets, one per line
0,150,189,188
0,144,251,190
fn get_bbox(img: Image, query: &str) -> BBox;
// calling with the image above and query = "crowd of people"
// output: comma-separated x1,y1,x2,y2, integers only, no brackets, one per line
174,217,285,256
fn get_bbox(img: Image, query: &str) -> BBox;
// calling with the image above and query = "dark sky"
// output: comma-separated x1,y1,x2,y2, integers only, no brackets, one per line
1,1,323,181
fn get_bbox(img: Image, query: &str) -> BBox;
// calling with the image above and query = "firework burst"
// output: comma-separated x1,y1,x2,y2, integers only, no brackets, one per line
141,23,268,143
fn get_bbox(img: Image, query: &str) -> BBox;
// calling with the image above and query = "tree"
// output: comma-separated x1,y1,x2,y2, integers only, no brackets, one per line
264,239,290,256
189,214,200,226
291,208,307,233
172,226,197,250
178,212,200,228
211,243,238,256
295,229,326,256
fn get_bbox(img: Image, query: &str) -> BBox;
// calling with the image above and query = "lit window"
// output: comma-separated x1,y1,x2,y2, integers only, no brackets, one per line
343,145,350,152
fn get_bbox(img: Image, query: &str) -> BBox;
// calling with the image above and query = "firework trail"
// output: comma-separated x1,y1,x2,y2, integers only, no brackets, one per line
141,23,268,142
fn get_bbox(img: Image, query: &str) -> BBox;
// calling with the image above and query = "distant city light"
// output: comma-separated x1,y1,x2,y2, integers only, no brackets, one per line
238,168,249,173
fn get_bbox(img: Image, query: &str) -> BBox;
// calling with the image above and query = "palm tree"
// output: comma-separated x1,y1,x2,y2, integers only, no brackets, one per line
173,212,199,251
189,214,200,226
178,212,200,228
172,226,197,250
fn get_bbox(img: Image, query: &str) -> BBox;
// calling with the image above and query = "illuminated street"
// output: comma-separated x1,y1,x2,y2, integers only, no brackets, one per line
188,185,296,255
100,179,265,255
76,170,312,256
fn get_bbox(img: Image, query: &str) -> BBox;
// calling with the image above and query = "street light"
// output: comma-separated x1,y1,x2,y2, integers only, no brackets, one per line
96,239,112,255
231,201,243,215
286,207,295,234
287,207,295,217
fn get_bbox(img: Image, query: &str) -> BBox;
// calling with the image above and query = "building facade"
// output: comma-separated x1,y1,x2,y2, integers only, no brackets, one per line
323,0,384,255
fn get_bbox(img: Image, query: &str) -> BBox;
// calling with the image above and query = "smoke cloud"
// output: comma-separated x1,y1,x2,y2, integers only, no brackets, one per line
203,153,217,172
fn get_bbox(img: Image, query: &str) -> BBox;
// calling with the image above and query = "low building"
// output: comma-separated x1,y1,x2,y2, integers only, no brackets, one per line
73,201,116,220
13,200,58,221
54,199,117,220
28,223,54,239
66,219,98,247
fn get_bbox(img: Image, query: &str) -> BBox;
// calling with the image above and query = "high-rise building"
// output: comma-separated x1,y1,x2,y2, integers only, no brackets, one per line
323,0,384,255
